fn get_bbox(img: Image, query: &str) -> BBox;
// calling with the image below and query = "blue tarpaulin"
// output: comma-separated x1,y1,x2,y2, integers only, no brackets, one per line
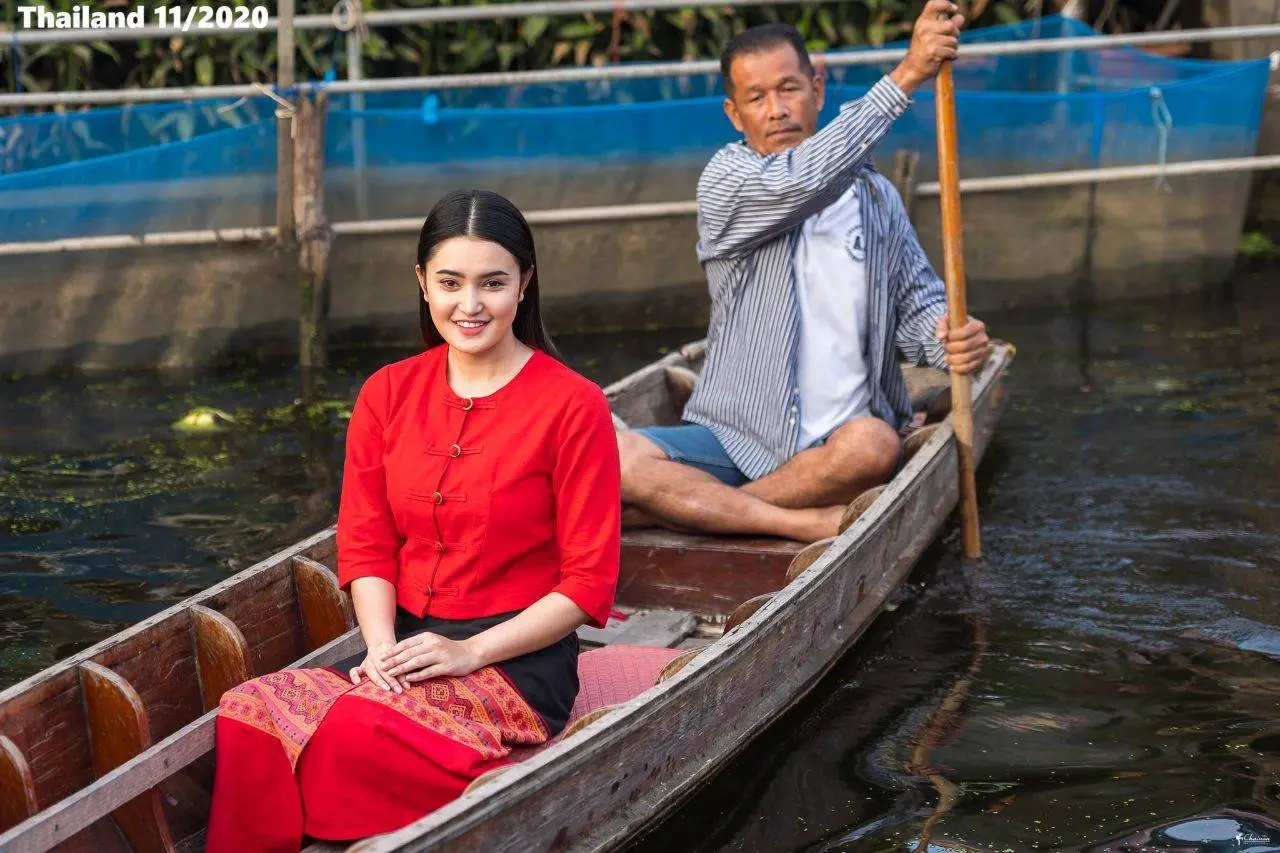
0,17,1271,243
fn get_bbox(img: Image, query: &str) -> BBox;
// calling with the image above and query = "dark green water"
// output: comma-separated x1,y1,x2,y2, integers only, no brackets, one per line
3,266,1279,851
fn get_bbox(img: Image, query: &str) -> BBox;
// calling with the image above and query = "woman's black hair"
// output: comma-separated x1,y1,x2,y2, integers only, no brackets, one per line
416,189,562,360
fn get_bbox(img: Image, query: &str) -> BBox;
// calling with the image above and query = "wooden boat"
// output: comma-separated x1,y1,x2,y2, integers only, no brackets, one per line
0,339,1014,853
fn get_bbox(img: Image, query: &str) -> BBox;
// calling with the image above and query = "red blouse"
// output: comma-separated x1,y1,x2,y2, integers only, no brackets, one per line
336,346,621,628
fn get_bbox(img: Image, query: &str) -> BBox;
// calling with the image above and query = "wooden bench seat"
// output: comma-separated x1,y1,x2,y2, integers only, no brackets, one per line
619,529,804,616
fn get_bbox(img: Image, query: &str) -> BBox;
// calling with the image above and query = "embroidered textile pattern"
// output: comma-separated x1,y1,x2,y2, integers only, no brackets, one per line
357,666,548,759
218,669,353,768
218,666,547,767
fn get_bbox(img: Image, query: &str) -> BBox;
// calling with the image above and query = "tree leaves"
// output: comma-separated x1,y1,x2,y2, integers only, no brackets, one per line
7,0,1024,101
196,55,215,87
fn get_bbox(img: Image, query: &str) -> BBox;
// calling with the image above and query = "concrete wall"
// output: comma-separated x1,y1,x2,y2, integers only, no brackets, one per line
1204,0,1280,235
1247,84,1280,232
1203,0,1280,61
0,215,706,374
0,152,1259,374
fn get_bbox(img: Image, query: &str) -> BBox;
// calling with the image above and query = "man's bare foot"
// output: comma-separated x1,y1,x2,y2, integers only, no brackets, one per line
794,505,846,542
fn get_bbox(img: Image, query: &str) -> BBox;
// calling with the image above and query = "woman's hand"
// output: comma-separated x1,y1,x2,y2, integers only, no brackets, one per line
349,641,403,694
380,632,485,687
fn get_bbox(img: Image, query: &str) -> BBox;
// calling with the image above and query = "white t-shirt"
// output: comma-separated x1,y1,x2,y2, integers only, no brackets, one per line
792,185,871,452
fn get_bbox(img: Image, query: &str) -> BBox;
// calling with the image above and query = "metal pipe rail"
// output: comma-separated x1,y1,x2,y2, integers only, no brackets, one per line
3,154,1277,257
1,23,1279,109
3,0,831,46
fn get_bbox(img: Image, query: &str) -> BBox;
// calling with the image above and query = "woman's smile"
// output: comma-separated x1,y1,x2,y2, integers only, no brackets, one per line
453,318,490,336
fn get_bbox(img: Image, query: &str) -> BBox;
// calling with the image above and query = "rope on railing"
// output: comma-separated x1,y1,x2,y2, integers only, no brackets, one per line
331,0,369,45
1150,87,1175,193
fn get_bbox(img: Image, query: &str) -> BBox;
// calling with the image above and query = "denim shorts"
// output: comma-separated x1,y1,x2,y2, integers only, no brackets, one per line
633,422,750,487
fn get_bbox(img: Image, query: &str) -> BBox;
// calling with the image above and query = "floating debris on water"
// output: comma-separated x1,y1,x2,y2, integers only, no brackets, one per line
171,407,238,433
0,516,60,536
150,513,236,529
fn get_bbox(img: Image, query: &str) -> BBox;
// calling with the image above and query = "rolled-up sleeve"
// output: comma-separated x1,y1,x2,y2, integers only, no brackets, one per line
890,184,950,372
549,387,622,629
337,371,402,590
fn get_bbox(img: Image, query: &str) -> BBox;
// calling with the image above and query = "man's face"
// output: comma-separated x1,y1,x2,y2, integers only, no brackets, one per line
724,44,825,156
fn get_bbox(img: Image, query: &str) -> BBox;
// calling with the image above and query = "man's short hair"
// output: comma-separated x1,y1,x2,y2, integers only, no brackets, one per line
720,23,815,96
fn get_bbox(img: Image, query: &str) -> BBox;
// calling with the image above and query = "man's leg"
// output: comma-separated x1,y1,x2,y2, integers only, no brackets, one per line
742,416,900,510
618,429,843,542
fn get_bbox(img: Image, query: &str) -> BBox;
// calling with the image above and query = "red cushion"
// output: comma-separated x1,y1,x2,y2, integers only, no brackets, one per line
569,645,684,719
510,645,684,761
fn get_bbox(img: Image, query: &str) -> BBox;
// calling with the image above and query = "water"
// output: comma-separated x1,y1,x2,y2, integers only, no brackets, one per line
632,263,1280,851
3,266,1279,850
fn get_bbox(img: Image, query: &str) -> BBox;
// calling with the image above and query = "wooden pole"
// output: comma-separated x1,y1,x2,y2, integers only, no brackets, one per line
935,63,982,559
346,26,370,221
276,0,296,246
294,93,332,391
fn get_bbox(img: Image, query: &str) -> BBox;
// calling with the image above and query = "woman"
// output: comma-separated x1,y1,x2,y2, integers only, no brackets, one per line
207,190,621,851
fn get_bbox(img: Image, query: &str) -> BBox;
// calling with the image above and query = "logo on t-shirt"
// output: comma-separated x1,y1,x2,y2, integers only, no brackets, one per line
846,222,866,263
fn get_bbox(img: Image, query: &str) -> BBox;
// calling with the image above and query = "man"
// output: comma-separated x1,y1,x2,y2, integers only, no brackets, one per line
618,1,991,542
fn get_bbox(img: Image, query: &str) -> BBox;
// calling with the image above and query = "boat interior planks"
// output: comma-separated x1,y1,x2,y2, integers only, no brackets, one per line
577,609,698,648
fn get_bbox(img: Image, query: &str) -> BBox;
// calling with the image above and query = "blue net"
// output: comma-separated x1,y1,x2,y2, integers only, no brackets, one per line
0,16,1272,243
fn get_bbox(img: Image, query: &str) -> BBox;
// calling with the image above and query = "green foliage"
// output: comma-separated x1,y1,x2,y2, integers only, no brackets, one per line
1239,230,1279,258
2,0,1027,97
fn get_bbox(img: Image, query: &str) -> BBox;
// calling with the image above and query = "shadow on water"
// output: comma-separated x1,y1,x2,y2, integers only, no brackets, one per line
4,262,1280,851
631,262,1280,852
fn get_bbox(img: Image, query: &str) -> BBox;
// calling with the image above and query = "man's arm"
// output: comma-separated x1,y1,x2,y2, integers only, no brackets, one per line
888,182,991,374
890,194,951,372
698,0,964,259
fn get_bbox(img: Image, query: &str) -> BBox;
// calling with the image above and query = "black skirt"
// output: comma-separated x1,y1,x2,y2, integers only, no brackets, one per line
333,608,580,735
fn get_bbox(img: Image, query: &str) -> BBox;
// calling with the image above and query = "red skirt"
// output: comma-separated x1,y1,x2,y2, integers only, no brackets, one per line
206,666,548,853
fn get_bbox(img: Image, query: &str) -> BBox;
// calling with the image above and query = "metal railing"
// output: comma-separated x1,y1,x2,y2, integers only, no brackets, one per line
2,23,1279,109
1,6,1277,258
5,154,1279,257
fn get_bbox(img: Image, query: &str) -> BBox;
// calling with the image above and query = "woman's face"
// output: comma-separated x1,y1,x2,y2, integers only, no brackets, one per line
416,236,529,357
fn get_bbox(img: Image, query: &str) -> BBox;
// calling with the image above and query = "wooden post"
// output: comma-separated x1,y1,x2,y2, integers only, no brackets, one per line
275,0,296,245
347,26,370,221
935,63,982,560
891,149,921,221
294,93,332,387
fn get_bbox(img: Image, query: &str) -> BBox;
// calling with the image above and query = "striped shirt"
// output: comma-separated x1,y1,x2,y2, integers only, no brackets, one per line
683,75,950,480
